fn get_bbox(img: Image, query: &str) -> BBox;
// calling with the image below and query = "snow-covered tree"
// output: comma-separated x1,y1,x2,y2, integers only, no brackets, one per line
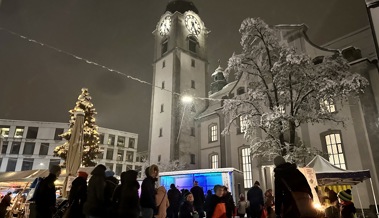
54,88,101,166
222,18,368,162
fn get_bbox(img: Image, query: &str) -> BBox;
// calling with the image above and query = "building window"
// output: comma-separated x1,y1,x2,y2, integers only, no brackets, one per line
116,164,123,176
21,158,34,171
49,159,60,169
161,104,164,113
23,142,35,155
237,87,245,95
129,138,135,148
54,128,64,140
210,154,219,169
126,151,134,162
191,105,196,112
6,158,17,172
117,149,124,161
190,154,196,164
39,143,49,155
106,148,114,160
26,127,38,139
158,155,161,163
159,128,163,137
2,141,8,154
320,98,336,113
241,147,252,188
189,37,197,53
162,81,165,89
108,135,115,145
191,80,195,89
162,39,168,55
10,142,21,154
0,126,10,137
99,133,105,144
162,60,166,68
117,136,125,147
209,124,218,142
126,165,133,170
14,127,24,138
237,116,247,134
0,158,2,168
135,165,142,178
190,127,195,136
105,163,114,171
97,148,104,159
191,59,196,67
322,131,346,169
278,105,286,114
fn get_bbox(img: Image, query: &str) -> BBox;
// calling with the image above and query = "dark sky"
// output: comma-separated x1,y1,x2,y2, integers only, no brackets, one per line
0,0,369,151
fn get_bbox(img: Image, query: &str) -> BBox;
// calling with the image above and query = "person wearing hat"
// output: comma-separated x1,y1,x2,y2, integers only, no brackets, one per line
34,164,61,218
273,156,313,218
338,189,356,218
66,171,89,218
247,181,264,218
180,192,198,218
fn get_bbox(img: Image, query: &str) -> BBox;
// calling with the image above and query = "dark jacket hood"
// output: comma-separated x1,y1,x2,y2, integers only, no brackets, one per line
274,162,297,175
91,164,106,176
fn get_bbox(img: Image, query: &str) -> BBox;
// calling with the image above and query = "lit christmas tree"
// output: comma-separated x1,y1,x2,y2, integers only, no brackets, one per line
54,88,101,166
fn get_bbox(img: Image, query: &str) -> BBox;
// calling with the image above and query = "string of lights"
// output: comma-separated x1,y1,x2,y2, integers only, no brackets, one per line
0,27,236,103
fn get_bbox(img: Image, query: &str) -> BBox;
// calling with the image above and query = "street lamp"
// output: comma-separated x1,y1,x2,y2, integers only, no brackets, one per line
176,95,194,144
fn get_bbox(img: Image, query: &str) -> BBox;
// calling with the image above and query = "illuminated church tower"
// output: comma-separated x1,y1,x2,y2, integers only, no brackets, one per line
148,0,209,167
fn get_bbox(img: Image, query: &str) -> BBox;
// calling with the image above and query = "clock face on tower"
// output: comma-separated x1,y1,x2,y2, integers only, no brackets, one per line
185,15,201,35
159,16,171,36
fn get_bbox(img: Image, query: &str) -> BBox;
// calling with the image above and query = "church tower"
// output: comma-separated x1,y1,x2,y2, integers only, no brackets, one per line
148,0,209,167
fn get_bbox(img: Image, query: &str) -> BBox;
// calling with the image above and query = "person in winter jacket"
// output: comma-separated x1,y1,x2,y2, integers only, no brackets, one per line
83,164,107,218
179,192,198,218
35,165,61,218
190,181,205,218
206,185,226,218
104,170,119,215
204,190,213,212
155,186,170,218
112,170,140,218
247,181,264,218
237,194,248,218
0,192,12,218
140,164,159,218
167,184,182,218
67,171,88,218
325,189,339,218
273,156,313,218
222,186,235,218
338,189,356,218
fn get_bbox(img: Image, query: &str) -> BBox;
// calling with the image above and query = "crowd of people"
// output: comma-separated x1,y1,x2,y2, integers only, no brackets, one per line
3,155,357,218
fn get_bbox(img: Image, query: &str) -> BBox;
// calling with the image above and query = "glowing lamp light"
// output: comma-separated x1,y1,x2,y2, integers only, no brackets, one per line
313,203,322,210
181,95,193,104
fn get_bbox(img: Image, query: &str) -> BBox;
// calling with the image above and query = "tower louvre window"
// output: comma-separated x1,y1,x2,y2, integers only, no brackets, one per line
189,37,197,53
162,39,168,55
162,81,165,89
190,127,195,136
191,80,195,89
159,128,163,137
191,59,195,67
161,104,164,113
162,60,166,68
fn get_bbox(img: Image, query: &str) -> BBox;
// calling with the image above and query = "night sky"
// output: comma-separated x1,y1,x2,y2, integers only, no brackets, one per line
0,0,370,151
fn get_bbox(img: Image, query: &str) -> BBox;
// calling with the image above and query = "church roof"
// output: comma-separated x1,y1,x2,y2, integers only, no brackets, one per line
165,0,199,14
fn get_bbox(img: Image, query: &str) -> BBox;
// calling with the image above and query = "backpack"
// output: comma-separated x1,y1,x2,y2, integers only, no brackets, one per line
27,177,43,201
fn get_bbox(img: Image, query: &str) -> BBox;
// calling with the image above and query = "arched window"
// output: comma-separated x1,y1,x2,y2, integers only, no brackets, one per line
239,146,252,188
237,116,247,134
208,123,218,142
320,98,336,113
209,153,219,169
188,36,198,53
320,130,346,169
237,87,245,95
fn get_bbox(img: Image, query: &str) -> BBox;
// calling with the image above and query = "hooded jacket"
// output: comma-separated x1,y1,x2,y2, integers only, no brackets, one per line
67,176,87,218
155,186,170,218
35,173,58,218
83,165,106,217
274,162,312,218
140,166,158,209
112,170,140,218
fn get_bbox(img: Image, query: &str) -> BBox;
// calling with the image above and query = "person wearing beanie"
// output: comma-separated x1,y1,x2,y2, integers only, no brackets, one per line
273,156,313,218
179,192,198,218
247,181,264,218
66,171,88,218
34,165,61,218
83,164,107,218
338,189,356,218
141,164,160,218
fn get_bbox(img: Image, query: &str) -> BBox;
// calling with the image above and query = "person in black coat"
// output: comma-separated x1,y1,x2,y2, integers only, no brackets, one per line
222,186,235,218
83,164,107,218
0,192,12,218
140,164,159,218
247,181,264,218
179,192,197,218
204,190,213,212
67,171,88,218
190,181,205,218
167,184,182,218
104,170,119,215
35,165,61,218
206,185,226,218
112,170,140,218
273,156,313,218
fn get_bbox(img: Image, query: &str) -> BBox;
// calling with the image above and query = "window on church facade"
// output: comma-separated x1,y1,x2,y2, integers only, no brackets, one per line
240,147,252,188
158,155,161,163
162,60,166,68
191,59,195,67
189,37,197,53
190,154,195,164
237,116,247,134
320,98,336,113
191,80,195,89
161,104,164,113
322,131,346,169
190,127,195,136
159,128,163,137
210,154,219,169
209,124,218,142
162,40,168,55
162,81,165,89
